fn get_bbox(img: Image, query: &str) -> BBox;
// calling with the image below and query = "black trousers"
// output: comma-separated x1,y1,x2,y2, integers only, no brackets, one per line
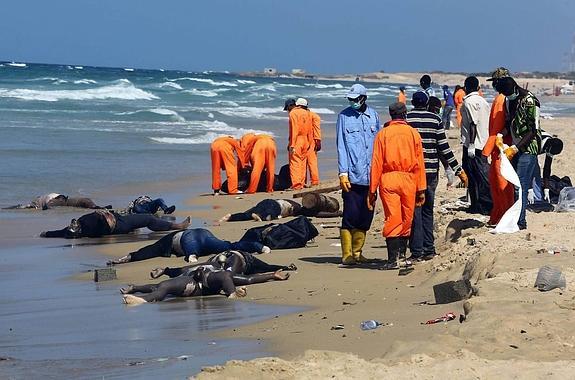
462,150,493,214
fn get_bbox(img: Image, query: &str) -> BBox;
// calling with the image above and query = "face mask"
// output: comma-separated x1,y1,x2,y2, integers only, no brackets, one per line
349,98,364,110
507,91,518,100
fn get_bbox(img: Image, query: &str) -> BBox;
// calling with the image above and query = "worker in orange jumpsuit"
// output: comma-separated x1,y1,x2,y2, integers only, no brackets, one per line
210,136,242,195
368,102,426,270
285,98,314,190
240,133,277,193
454,85,466,128
482,67,515,225
305,106,321,186
398,86,407,104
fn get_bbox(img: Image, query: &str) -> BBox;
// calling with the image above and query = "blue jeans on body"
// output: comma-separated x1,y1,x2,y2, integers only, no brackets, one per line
409,173,438,257
132,198,169,214
513,153,538,229
181,229,264,259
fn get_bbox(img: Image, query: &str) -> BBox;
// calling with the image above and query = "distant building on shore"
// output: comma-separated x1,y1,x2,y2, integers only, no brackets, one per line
291,68,305,76
263,67,277,76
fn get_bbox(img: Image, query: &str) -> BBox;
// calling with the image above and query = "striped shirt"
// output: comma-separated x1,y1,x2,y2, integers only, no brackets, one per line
406,109,461,175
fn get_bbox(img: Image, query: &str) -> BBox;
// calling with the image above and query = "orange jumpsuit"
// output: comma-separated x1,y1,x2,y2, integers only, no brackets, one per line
210,136,242,194
241,134,277,193
398,91,406,104
306,111,321,186
288,107,313,189
369,120,426,238
454,88,465,127
482,93,515,225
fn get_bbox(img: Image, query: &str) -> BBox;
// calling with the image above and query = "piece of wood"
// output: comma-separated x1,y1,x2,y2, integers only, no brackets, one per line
292,185,340,198
94,267,117,282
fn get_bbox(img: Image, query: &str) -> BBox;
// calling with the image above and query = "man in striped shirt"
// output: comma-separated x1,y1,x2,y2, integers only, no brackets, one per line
406,91,467,261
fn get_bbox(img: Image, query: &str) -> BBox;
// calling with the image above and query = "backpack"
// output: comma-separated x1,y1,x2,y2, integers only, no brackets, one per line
240,215,318,250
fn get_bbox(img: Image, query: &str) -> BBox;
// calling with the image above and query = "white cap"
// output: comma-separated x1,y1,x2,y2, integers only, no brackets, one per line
295,97,308,107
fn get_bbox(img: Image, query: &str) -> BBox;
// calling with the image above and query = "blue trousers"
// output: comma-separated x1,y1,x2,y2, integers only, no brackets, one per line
513,153,538,228
133,198,169,214
341,184,374,231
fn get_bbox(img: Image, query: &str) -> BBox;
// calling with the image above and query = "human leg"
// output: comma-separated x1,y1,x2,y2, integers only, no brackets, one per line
307,149,320,186
442,106,453,130
211,147,223,192
222,150,238,194
421,174,438,256
514,153,538,229
247,153,265,194
109,232,178,264
265,145,276,192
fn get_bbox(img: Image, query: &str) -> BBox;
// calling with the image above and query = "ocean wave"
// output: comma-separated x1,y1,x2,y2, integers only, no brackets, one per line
54,79,69,85
184,89,219,97
171,77,238,87
304,83,344,89
311,108,336,115
247,84,277,92
149,127,273,145
158,82,183,90
28,77,60,82
273,82,304,88
73,79,98,85
7,62,27,68
215,106,284,120
116,108,186,122
124,68,135,72
0,80,158,102
237,79,256,84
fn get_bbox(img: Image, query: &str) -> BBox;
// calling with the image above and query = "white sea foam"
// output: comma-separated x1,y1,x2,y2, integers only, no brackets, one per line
215,106,284,120
7,62,27,68
237,79,256,84
124,68,135,72
74,66,84,70
273,82,304,88
304,83,344,89
184,89,219,97
28,77,60,82
310,108,336,115
248,84,277,92
0,80,158,102
149,127,272,145
73,79,98,85
158,82,183,90
54,79,69,85
116,108,186,122
171,77,238,87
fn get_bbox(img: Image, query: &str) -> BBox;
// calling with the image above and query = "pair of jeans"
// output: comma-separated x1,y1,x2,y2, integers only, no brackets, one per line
132,198,168,214
228,199,281,221
409,173,438,257
513,152,538,228
442,106,454,130
180,229,264,259
462,150,493,215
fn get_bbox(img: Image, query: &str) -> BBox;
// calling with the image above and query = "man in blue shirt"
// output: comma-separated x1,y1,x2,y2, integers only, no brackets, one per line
336,84,381,265
441,85,455,130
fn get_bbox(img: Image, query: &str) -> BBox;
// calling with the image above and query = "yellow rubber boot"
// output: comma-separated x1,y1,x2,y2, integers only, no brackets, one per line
340,228,355,265
351,229,369,263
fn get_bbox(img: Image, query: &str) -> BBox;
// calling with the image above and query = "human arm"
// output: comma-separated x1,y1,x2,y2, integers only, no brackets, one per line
335,113,349,178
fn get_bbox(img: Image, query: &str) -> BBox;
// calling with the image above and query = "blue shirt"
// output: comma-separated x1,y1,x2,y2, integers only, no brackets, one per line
443,89,455,107
336,105,381,185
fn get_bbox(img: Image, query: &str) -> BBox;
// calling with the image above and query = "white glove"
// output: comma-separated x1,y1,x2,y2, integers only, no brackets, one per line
467,144,476,159
527,189,535,204
544,188,551,203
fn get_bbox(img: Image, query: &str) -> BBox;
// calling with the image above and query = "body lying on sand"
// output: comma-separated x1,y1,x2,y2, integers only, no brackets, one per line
121,252,293,304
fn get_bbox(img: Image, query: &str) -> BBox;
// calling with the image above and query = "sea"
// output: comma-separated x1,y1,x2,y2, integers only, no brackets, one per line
1,62,573,378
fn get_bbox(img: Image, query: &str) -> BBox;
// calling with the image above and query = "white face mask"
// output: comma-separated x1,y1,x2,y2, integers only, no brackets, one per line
507,92,518,100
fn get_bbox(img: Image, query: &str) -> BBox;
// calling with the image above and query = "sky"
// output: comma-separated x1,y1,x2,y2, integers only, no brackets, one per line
1,0,574,74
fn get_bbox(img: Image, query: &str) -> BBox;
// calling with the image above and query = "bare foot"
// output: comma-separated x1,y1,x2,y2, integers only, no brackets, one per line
120,284,135,294
150,268,165,279
219,213,231,223
107,254,131,266
251,213,262,222
229,286,247,298
185,254,198,263
274,270,290,281
122,294,147,305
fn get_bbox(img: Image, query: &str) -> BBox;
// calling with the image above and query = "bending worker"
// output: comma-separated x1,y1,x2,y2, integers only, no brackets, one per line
211,136,243,195
368,102,426,270
529,130,564,203
284,98,314,190
240,133,277,193
336,84,381,265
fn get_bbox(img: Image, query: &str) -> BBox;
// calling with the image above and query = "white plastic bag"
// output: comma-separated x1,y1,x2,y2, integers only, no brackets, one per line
490,136,521,234
556,187,575,212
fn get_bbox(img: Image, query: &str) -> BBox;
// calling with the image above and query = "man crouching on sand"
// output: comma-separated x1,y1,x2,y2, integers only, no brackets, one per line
367,102,426,270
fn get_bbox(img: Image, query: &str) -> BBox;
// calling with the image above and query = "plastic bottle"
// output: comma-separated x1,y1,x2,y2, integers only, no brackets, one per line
360,320,381,331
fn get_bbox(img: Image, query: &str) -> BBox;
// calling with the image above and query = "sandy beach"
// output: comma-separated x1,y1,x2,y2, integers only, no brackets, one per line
2,68,574,379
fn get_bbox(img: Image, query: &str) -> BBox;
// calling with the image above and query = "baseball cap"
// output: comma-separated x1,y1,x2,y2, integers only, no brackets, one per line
283,98,296,111
295,97,308,107
486,67,510,81
411,91,429,107
346,84,367,98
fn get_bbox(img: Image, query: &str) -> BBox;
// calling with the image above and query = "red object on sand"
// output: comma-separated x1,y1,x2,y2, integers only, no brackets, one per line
423,312,457,325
